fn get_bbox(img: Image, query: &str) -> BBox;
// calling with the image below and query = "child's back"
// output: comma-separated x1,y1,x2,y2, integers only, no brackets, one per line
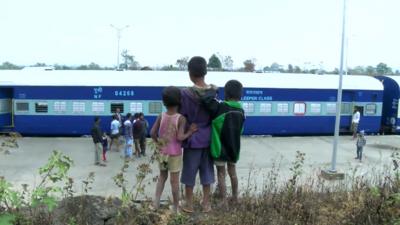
158,112,182,156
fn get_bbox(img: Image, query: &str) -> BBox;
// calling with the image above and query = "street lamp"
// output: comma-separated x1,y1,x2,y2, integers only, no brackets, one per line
110,24,130,70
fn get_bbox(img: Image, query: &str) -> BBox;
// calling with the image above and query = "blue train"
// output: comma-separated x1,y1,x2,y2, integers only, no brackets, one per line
0,70,385,136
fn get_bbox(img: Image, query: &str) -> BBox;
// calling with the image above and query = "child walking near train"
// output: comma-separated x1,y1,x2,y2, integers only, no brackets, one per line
355,130,366,162
200,80,245,204
151,86,197,213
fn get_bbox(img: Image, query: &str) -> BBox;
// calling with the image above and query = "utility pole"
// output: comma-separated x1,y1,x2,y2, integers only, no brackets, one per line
110,24,129,70
322,0,347,180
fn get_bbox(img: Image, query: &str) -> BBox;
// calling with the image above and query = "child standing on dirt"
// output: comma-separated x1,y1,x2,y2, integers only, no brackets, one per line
200,79,245,204
355,130,366,162
151,86,197,213
101,132,109,162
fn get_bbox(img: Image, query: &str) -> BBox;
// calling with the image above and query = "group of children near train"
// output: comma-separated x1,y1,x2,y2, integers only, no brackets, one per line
92,56,368,214
150,56,245,214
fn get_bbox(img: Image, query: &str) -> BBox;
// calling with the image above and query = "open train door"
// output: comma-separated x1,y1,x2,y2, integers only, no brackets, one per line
0,88,13,131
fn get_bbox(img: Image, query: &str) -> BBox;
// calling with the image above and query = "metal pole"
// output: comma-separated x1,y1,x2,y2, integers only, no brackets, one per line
330,0,347,173
110,24,129,70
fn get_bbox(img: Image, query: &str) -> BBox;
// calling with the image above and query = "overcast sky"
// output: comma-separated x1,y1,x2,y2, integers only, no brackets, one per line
1,0,399,70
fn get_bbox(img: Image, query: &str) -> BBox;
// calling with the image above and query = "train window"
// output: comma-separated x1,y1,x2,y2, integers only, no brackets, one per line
149,102,162,114
92,102,105,113
35,102,48,113
111,103,124,113
259,103,272,113
130,102,143,113
54,101,67,113
16,102,29,112
0,100,11,113
72,102,86,113
365,104,377,115
242,102,255,113
310,103,321,114
326,103,336,114
341,103,351,114
294,103,306,115
277,103,289,113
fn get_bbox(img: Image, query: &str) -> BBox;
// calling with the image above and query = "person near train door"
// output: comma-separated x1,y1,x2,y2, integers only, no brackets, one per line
133,113,144,158
109,115,121,152
90,117,106,167
351,109,361,139
123,113,133,159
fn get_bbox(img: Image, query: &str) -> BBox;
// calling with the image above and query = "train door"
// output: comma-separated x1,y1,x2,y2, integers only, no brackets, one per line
354,105,364,117
0,88,13,129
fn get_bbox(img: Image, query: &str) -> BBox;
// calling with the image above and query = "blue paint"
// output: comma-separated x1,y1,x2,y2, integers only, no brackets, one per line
375,76,399,133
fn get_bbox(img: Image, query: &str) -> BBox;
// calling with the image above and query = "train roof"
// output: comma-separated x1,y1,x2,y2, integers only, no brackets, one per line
0,70,383,90
382,76,400,86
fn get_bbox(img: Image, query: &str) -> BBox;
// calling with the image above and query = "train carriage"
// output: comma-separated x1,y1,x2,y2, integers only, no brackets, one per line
0,70,383,136
375,76,400,133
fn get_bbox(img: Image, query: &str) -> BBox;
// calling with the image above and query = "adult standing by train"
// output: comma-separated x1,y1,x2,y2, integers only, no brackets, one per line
139,112,149,156
109,115,121,151
351,109,361,139
124,113,134,159
91,117,106,166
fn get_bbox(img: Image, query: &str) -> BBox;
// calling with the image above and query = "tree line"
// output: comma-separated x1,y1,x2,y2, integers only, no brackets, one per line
1,51,399,76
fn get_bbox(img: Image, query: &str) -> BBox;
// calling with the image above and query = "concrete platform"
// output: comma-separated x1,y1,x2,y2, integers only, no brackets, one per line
0,135,399,199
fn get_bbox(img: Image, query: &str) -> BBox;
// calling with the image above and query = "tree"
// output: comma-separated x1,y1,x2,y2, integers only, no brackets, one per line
33,62,47,67
88,62,102,70
270,62,281,72
176,57,189,70
287,64,294,73
121,50,140,70
0,62,21,70
208,54,222,70
243,59,255,72
366,66,375,76
222,56,234,71
294,66,302,73
376,62,392,75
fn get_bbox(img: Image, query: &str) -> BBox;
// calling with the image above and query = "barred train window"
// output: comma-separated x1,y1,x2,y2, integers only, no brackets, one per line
16,102,29,112
130,102,143,113
259,103,272,113
294,103,306,115
92,102,105,113
242,102,255,113
54,101,67,113
111,103,124,113
277,103,289,113
326,103,336,114
35,102,48,113
149,102,162,114
310,103,321,114
365,104,377,115
72,102,85,113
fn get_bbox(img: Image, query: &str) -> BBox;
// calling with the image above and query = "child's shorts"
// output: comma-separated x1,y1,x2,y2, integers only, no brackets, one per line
214,160,235,167
159,155,182,173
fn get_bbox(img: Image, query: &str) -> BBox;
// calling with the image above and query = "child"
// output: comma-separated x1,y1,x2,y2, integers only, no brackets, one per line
133,113,144,158
355,130,366,162
101,132,109,162
201,79,245,204
151,86,197,213
179,56,217,213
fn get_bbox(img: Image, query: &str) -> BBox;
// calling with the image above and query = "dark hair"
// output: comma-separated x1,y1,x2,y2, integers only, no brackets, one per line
112,115,117,120
224,80,243,100
94,116,100,123
162,86,181,107
134,113,140,119
139,112,144,117
188,56,207,78
126,113,132,119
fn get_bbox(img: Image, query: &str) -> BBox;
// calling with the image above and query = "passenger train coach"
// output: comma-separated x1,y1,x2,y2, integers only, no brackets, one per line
0,70,383,136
